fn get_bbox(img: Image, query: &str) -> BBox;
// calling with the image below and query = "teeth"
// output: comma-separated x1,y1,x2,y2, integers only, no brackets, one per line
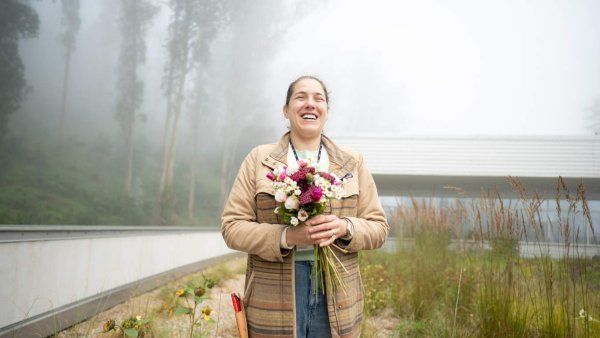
302,114,317,120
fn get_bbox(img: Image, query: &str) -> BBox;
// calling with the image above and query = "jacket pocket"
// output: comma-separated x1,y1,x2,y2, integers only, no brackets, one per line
255,179,279,224
330,180,360,218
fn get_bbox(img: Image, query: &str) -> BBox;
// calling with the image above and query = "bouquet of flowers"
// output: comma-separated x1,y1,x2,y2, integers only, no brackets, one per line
266,159,348,295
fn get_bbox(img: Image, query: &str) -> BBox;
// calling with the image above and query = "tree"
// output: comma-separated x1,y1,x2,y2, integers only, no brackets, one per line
57,0,80,143
185,0,229,222
0,0,39,140
157,0,230,225
217,1,322,207
115,0,157,197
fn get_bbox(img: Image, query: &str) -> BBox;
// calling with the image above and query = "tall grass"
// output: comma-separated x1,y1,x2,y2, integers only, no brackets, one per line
361,177,599,337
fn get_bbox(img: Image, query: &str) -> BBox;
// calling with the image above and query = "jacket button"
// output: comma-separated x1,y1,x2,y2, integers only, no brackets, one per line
337,305,342,309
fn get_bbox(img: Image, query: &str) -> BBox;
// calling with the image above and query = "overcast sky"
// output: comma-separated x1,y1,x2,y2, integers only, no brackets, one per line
267,0,600,136
17,0,600,140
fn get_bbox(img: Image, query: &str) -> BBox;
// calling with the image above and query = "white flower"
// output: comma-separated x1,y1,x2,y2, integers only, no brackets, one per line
275,189,288,203
335,192,343,200
274,207,279,214
290,217,299,226
286,162,299,175
284,195,300,210
298,209,309,221
294,189,301,196
580,309,587,318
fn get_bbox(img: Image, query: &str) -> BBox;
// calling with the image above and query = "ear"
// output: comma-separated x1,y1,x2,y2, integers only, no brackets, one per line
282,105,288,119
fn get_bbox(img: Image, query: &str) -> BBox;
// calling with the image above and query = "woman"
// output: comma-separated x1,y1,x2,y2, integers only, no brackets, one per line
221,76,389,338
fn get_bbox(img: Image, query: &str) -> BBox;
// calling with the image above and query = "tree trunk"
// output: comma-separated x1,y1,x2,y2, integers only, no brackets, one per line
156,4,192,225
188,123,198,220
59,48,72,144
124,117,135,196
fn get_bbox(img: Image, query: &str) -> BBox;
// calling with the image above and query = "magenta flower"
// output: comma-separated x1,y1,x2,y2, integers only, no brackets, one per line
266,172,275,181
311,186,323,201
279,172,286,181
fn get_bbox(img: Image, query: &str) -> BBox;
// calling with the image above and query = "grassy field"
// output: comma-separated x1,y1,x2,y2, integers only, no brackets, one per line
360,178,600,337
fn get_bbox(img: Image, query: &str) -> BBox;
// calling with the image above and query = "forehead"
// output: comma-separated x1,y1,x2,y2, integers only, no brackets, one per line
292,78,325,95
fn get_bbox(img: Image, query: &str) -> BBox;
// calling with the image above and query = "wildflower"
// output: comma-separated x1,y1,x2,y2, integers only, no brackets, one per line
202,306,213,321
275,189,287,203
290,217,299,226
175,289,186,297
194,286,206,297
285,195,300,210
204,277,216,288
102,319,115,332
135,315,142,321
298,209,309,222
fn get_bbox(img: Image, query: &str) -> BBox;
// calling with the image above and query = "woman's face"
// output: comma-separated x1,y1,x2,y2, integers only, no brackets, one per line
283,78,329,139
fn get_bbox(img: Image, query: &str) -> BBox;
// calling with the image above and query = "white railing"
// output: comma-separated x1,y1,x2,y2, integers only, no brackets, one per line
0,226,236,337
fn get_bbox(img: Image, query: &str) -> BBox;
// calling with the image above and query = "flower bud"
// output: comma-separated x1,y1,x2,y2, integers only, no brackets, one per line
103,319,115,332
194,287,206,297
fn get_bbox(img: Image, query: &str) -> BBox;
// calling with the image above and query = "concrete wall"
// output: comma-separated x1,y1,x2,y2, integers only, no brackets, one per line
0,227,233,329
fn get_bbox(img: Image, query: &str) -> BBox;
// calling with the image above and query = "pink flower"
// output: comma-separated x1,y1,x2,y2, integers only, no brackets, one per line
298,209,309,222
279,172,286,181
298,160,307,168
284,196,300,210
311,186,323,201
266,172,275,181
299,186,323,205
275,189,287,203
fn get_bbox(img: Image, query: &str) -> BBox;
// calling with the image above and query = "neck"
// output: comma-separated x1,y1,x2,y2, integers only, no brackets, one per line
289,131,321,151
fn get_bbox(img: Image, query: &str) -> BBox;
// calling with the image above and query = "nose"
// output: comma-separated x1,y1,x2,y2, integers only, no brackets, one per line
305,96,316,108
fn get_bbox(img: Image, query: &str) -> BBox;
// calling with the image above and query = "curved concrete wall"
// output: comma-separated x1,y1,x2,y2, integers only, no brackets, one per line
0,226,234,332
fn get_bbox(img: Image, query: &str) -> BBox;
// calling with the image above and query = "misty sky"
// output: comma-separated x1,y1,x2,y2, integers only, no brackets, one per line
268,0,600,136
16,0,600,141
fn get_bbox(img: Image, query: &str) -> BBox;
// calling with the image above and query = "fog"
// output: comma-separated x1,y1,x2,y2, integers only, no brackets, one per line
1,0,599,225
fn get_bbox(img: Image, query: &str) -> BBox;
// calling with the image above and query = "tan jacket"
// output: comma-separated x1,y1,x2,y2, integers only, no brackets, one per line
221,132,389,338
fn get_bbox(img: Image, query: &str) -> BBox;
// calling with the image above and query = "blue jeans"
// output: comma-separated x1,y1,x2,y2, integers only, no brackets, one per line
295,261,332,338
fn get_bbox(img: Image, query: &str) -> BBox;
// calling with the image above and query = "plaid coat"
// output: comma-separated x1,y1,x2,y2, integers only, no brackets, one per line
221,132,389,337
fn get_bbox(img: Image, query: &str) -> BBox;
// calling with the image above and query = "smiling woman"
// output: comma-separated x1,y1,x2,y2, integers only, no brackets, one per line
221,75,389,338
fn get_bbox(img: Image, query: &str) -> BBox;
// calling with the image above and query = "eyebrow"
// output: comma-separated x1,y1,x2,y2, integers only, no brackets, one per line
294,91,325,96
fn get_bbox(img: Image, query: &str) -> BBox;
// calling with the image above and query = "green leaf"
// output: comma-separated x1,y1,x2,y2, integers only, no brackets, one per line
194,296,204,304
124,328,138,337
206,318,216,324
174,307,191,315
140,318,150,324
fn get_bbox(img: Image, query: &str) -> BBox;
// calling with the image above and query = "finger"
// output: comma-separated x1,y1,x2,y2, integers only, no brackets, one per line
306,214,337,226
319,234,337,247
310,224,339,240
308,221,339,237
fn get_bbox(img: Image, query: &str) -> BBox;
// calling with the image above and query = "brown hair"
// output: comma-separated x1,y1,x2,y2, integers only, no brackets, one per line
285,75,329,106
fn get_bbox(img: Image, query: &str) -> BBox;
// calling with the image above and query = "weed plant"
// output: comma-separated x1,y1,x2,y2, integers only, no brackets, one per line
360,177,599,337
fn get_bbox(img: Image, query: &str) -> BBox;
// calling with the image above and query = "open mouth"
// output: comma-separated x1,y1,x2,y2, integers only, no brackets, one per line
301,113,318,120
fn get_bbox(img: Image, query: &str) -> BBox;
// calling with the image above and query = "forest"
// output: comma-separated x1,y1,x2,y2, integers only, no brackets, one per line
0,0,319,226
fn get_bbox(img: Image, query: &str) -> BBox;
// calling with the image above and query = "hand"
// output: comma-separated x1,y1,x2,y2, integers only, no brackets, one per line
285,224,317,247
306,214,348,247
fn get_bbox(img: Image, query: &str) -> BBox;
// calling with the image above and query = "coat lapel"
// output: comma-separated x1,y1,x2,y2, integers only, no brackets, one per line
263,132,357,177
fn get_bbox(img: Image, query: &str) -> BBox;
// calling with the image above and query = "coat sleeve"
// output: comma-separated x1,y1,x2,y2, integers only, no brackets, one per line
221,148,291,262
339,153,389,252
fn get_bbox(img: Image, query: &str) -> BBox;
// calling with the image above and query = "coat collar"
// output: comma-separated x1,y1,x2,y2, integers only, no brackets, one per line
262,131,357,178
